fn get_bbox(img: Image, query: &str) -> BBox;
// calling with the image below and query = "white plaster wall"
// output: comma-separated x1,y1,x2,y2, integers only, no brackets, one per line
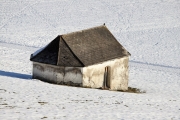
82,57,129,91
56,72,64,84
33,62,58,83
33,58,129,91
63,67,82,84
110,57,129,91
33,62,83,84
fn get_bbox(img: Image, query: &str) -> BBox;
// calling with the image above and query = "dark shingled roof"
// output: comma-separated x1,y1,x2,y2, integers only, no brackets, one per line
30,25,130,67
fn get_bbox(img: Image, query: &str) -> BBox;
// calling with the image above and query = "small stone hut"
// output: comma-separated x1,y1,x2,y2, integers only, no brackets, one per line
30,25,131,91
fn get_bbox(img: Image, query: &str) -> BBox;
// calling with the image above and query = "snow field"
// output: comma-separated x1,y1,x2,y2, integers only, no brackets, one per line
0,0,180,119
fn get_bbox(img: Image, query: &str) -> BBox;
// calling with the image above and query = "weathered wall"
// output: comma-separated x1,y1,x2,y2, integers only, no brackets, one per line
32,62,82,85
82,57,129,91
33,57,129,91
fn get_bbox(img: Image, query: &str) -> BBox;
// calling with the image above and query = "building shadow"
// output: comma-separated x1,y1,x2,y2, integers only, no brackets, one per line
0,70,31,80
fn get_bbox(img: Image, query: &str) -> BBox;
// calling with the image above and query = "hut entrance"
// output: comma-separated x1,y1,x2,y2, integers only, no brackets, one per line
103,66,110,89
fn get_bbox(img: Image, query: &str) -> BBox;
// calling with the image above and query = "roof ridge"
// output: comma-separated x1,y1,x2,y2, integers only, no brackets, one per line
61,25,106,36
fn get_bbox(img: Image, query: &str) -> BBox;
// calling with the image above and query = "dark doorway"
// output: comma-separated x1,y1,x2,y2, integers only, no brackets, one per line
103,66,110,89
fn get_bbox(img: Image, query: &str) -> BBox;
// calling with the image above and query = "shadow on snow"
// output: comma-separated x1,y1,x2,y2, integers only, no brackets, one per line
0,70,31,80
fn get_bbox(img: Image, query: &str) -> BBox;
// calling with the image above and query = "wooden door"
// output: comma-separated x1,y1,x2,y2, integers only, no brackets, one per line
103,66,110,89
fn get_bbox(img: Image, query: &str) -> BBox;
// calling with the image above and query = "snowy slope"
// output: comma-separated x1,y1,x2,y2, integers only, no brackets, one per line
1,0,180,67
0,0,180,119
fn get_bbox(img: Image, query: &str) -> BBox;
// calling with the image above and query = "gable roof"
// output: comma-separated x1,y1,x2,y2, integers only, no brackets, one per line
30,25,130,67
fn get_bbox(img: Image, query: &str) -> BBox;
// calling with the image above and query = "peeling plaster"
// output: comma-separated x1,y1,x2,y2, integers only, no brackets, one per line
82,57,129,91
32,56,129,91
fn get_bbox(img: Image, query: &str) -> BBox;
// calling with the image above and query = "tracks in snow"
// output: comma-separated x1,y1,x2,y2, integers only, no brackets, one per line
0,1,40,30
0,41,39,52
130,61,180,75
1,42,180,75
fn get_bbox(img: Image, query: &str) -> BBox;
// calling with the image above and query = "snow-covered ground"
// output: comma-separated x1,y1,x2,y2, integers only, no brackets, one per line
0,0,180,119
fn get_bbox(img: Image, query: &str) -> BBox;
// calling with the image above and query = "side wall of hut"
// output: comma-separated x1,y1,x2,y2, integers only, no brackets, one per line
32,62,83,86
82,57,129,91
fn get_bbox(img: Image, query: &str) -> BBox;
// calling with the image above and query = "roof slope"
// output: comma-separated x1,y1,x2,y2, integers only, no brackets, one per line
57,37,84,67
30,36,59,65
62,25,130,66
30,25,130,66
